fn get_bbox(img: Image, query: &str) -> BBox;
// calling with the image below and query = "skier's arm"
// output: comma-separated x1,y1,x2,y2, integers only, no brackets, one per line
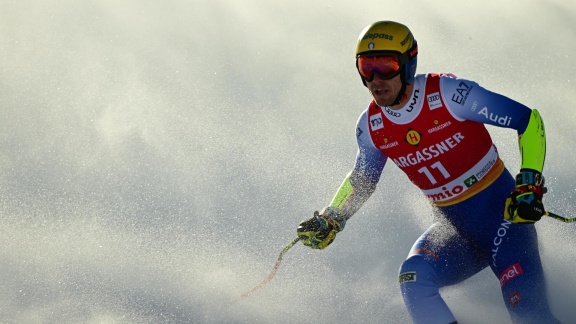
297,113,387,249
440,75,547,222
327,113,387,220
327,149,385,221
502,108,547,223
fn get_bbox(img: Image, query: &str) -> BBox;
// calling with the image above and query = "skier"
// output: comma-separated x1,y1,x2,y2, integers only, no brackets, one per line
296,21,559,323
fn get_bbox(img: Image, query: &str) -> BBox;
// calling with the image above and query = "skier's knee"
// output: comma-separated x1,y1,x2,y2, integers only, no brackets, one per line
398,255,437,295
398,256,456,323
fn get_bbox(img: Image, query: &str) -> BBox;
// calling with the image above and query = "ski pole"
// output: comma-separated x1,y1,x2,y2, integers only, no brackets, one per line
229,210,572,305
545,211,576,223
231,236,300,304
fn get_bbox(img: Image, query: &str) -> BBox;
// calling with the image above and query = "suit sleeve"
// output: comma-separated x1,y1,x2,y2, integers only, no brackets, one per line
518,109,546,172
327,111,387,220
439,75,546,173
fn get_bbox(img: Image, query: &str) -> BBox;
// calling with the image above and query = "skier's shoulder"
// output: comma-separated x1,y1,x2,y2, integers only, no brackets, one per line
355,102,380,149
355,103,371,133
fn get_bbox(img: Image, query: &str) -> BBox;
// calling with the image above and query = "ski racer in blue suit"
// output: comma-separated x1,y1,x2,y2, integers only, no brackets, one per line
296,21,560,323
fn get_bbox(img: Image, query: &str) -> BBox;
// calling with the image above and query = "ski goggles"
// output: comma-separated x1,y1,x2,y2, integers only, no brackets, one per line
356,54,402,82
356,45,418,82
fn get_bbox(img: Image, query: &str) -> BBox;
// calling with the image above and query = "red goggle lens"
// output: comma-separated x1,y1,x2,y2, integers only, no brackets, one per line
357,55,401,81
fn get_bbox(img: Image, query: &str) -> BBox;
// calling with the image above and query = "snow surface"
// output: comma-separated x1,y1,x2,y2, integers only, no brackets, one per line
1,0,575,323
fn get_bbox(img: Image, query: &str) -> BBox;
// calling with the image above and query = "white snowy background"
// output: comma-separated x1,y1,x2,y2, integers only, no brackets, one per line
1,0,575,323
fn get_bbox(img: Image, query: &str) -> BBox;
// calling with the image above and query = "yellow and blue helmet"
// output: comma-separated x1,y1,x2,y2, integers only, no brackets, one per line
355,21,418,86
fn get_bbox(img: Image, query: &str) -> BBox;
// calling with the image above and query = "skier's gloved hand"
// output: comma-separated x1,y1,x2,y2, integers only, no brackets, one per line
505,169,546,223
297,207,345,249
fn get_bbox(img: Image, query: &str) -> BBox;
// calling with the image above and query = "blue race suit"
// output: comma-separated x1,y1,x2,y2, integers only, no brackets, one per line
334,73,557,323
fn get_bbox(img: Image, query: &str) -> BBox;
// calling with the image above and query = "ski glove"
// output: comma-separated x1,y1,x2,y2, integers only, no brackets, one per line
297,207,345,249
505,169,546,223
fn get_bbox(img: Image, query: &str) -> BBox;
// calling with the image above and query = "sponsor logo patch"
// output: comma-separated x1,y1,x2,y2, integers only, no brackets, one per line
408,89,420,112
370,113,384,131
451,81,473,106
499,263,524,287
404,128,422,147
379,140,398,150
427,92,442,110
393,132,464,168
399,272,417,284
471,101,478,112
477,107,512,126
509,292,522,307
428,120,451,134
492,219,512,267
384,106,401,118
464,175,478,188
363,33,393,41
